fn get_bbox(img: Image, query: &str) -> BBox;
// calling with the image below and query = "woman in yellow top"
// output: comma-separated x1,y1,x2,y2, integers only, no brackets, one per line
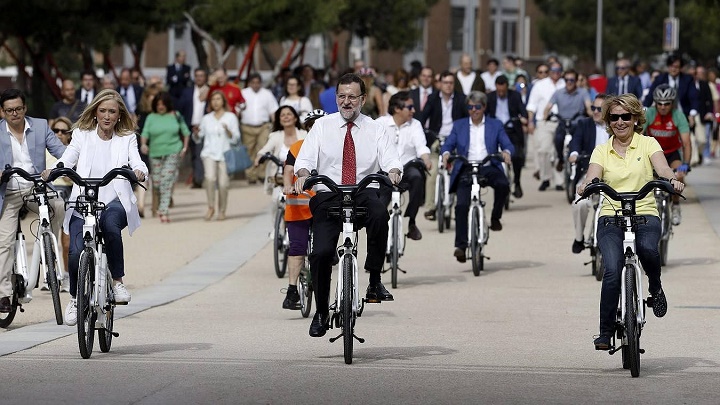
578,94,685,350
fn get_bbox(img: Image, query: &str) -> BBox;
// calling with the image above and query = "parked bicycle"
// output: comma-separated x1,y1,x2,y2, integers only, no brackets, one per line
47,164,144,359
259,152,288,278
0,166,64,327
578,177,684,377
448,153,505,276
303,171,392,365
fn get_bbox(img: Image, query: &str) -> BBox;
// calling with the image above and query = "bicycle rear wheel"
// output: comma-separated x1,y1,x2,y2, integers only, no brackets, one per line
659,201,671,266
624,265,641,377
594,249,604,282
437,175,446,233
0,288,19,328
77,248,96,359
99,274,114,352
299,267,313,318
470,207,482,276
391,214,400,289
342,256,354,364
273,209,288,278
43,233,63,325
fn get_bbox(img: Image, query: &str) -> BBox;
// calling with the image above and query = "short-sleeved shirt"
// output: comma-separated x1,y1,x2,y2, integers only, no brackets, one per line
643,106,689,154
590,133,662,217
548,87,590,123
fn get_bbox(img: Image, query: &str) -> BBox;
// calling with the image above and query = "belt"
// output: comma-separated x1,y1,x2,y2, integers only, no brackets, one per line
243,122,269,127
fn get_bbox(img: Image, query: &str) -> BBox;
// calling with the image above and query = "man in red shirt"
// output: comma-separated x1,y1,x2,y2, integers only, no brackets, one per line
208,68,245,115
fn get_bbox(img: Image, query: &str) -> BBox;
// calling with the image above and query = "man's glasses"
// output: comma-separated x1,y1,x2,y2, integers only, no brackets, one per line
550,68,562,73
565,78,576,83
615,65,629,70
53,128,72,135
3,106,25,115
336,94,363,102
537,70,549,74
656,101,672,107
467,104,483,111
590,106,602,112
608,113,632,122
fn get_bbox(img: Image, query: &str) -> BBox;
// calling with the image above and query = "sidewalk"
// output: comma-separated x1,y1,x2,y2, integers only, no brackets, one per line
691,162,720,238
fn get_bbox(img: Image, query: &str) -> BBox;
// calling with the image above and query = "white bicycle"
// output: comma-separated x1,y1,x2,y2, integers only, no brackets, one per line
434,135,454,233
259,153,289,278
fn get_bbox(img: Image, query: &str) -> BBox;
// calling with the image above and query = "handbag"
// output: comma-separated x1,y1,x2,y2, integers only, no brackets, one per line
224,143,252,175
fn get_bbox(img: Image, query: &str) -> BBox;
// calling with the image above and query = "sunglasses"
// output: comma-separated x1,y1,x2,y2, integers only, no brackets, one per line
467,104,484,111
656,101,672,107
565,78,576,83
402,104,415,110
590,106,602,112
615,66,629,70
52,128,72,135
608,113,633,122
537,70,549,74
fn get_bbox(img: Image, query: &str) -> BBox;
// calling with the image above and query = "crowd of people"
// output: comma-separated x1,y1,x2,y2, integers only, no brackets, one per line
0,48,713,351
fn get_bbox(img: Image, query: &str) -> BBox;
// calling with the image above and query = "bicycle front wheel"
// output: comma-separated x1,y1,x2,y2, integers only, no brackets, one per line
99,274,114,352
77,248,96,359
437,175,446,233
564,164,574,204
0,287,18,328
342,256,354,364
273,210,288,278
299,267,313,318
391,214,400,289
624,265,641,377
43,233,63,325
470,207,482,276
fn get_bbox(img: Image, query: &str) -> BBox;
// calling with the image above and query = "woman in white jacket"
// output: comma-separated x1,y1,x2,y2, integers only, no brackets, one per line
44,89,148,326
254,105,307,194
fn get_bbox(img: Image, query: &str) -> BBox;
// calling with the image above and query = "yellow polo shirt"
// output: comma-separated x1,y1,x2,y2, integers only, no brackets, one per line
589,133,662,217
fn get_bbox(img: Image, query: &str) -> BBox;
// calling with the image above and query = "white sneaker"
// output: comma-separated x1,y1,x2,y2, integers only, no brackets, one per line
112,281,131,304
671,204,682,226
40,283,49,291
65,299,77,326
60,275,70,293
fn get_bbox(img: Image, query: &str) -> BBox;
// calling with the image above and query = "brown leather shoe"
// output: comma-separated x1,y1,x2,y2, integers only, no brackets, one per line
407,224,422,240
454,248,466,263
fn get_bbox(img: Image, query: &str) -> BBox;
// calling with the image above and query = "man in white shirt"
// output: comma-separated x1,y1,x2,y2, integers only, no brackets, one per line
294,73,402,337
376,91,432,240
526,62,565,191
454,53,485,96
480,59,503,93
240,73,279,184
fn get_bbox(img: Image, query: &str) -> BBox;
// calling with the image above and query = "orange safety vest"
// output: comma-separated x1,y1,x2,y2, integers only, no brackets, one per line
285,140,313,222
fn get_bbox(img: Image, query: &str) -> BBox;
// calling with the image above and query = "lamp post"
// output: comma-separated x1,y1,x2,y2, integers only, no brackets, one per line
595,0,602,68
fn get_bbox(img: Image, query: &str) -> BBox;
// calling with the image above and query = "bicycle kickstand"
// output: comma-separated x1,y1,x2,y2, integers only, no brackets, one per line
329,333,365,344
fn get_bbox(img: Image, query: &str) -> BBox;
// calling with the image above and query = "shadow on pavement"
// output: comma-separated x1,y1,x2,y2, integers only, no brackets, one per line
320,345,458,363
112,342,214,355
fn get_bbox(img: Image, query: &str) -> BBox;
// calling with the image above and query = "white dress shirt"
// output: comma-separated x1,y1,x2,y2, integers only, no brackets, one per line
481,71,503,92
375,116,430,164
81,88,94,104
294,113,402,189
526,77,565,116
196,112,241,161
191,85,207,126
240,88,279,125
595,123,609,147
440,94,455,136
467,119,489,162
7,120,33,190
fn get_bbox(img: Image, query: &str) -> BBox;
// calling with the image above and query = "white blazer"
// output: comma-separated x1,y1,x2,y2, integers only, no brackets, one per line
56,127,149,235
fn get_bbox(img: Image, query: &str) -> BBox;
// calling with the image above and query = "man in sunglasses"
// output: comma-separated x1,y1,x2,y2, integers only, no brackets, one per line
0,89,66,313
440,91,514,263
376,91,432,240
643,84,691,225
568,94,609,253
606,58,643,99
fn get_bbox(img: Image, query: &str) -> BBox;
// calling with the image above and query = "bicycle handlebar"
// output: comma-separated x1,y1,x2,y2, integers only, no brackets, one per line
448,153,505,167
576,178,685,204
404,158,428,174
47,164,144,190
1,165,44,185
303,173,392,195
258,152,283,167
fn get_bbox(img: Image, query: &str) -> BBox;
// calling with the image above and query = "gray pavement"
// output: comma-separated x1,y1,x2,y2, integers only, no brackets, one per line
1,162,719,404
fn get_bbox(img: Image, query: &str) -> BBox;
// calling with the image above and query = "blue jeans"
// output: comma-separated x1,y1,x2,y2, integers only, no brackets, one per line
67,200,128,298
596,215,661,336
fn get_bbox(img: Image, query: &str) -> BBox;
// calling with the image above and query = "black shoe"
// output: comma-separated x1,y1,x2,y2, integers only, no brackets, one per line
424,209,436,221
407,223,422,240
309,312,329,337
190,182,203,189
513,185,523,199
366,282,394,301
454,248,466,263
651,288,667,318
555,185,564,191
572,239,585,254
539,180,550,191
594,335,611,350
282,287,301,310
490,218,503,231
555,161,564,172
533,171,540,180
0,296,11,313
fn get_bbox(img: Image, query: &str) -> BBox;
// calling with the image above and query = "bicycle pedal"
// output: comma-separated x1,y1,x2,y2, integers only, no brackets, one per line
363,297,381,304
639,348,645,354
329,334,342,343
114,301,129,306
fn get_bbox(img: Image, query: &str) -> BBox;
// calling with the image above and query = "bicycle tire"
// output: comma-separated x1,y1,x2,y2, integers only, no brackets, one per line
0,287,18,328
99,272,114,352
77,248,96,359
445,195,453,230
659,201,671,266
273,210,288,278
391,214,399,289
342,256,354,365
437,175,446,233
299,269,313,318
471,207,481,277
43,233,63,325
564,164,574,204
594,249,604,282
624,264,641,377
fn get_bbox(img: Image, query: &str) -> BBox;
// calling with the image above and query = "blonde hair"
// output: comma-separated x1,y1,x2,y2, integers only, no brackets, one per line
73,89,136,136
602,93,646,136
139,82,163,114
53,116,72,129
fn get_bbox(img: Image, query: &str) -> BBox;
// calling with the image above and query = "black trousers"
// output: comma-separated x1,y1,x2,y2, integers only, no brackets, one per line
454,165,509,249
507,127,525,187
189,137,204,185
309,188,389,315
379,165,426,222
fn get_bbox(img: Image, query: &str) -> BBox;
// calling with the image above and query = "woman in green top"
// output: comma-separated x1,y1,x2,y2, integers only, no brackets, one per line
140,92,190,223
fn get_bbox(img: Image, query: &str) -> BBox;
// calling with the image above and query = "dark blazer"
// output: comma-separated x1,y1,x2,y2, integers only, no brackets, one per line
409,86,434,121
569,117,600,157
0,117,66,207
605,75,643,99
75,88,97,104
696,80,714,122
177,86,199,128
454,71,486,95
440,117,515,192
116,84,143,115
485,89,528,142
166,63,192,100
644,73,699,116
418,91,468,137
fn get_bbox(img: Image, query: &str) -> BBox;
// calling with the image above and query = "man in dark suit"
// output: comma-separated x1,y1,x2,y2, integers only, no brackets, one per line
75,70,97,104
117,68,143,117
178,68,209,188
440,91,514,263
166,50,192,102
644,54,699,123
486,75,528,198
410,66,434,123
605,58,643,99
417,70,468,220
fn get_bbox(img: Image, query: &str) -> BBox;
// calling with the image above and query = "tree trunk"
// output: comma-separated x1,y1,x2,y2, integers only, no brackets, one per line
191,29,208,72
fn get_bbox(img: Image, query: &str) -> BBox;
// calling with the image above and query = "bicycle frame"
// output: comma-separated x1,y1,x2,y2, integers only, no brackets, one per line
78,211,111,328
385,187,405,258
26,189,63,301
618,217,645,334
467,167,487,245
337,210,362,317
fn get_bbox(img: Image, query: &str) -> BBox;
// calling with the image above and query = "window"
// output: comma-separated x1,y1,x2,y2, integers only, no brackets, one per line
451,7,465,51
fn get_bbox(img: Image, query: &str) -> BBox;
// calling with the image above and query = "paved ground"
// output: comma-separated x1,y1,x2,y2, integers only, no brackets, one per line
0,162,719,404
